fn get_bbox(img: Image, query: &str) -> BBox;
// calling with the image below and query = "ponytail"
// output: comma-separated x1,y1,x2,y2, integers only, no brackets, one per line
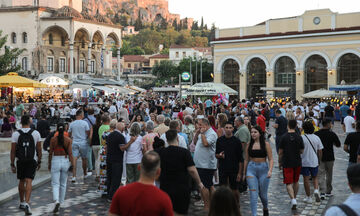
57,123,65,153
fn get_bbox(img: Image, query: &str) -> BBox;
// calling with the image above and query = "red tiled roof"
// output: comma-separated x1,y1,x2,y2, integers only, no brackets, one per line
123,55,148,62
149,54,169,59
170,44,192,49
212,26,360,43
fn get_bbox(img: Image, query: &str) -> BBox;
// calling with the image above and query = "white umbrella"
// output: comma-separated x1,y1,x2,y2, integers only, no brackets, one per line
302,89,336,98
185,82,238,96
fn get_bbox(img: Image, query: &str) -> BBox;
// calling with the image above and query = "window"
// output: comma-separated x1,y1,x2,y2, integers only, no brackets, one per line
11,32,16,44
22,32,27,43
22,57,28,71
183,52,186,57
61,36,65,47
47,57,54,72
11,57,18,67
305,55,328,93
80,60,85,73
176,52,179,58
128,63,131,68
246,58,266,98
91,60,95,73
274,56,296,98
49,34,53,45
130,29,133,33
81,40,85,49
59,58,66,72
337,53,360,85
222,59,240,94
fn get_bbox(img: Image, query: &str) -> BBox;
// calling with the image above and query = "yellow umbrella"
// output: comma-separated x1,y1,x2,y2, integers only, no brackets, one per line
0,72,48,88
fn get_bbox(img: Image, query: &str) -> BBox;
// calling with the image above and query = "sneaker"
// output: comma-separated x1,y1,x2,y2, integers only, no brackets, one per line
320,193,326,200
53,202,60,213
194,200,204,207
84,173,92,179
71,177,76,183
87,171,93,176
24,203,32,215
291,199,297,210
303,196,312,204
325,193,333,197
19,202,26,210
314,189,321,202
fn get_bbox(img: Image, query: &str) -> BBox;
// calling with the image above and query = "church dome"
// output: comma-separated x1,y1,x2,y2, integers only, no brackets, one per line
53,6,83,18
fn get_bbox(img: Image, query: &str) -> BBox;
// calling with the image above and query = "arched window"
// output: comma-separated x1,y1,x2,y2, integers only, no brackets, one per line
337,53,360,84
274,56,296,98
22,32,27,43
22,57,28,71
11,32,16,44
246,58,266,99
304,55,328,93
49,33,53,45
222,59,240,94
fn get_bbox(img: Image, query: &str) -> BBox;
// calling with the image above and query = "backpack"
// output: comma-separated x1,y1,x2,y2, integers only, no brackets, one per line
43,131,56,152
16,129,36,161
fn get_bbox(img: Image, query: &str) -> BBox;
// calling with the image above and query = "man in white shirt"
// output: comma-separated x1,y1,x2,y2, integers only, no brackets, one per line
109,102,118,114
344,109,356,135
184,102,193,115
160,120,187,149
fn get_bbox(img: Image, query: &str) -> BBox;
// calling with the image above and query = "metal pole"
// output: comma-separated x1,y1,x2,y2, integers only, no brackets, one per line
179,74,182,100
200,58,203,83
190,58,192,84
196,58,198,84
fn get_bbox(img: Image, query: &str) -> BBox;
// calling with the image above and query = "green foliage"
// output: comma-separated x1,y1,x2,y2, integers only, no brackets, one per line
0,31,25,75
152,60,178,83
134,11,142,31
160,48,169,55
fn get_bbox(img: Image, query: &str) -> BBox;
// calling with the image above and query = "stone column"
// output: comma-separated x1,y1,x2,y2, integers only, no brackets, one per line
101,45,105,76
117,47,121,81
296,69,304,100
239,69,246,100
69,42,74,75
87,42,92,74
328,68,336,88
266,69,274,100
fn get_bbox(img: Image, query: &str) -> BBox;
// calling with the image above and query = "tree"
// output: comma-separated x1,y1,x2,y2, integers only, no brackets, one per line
160,48,169,55
134,11,142,31
161,27,179,48
119,14,129,27
152,60,178,84
172,19,178,31
191,21,199,30
160,18,168,30
182,18,188,30
200,16,204,30
0,31,25,75
176,30,192,46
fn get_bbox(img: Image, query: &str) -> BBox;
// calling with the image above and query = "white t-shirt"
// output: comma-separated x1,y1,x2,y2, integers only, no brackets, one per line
313,105,320,117
126,136,143,164
185,107,193,115
301,134,324,167
109,105,117,114
344,116,356,133
160,133,188,149
11,128,41,160
68,120,90,144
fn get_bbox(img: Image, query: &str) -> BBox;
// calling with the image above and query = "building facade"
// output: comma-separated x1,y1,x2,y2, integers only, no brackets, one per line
0,0,122,81
169,44,212,65
212,9,360,100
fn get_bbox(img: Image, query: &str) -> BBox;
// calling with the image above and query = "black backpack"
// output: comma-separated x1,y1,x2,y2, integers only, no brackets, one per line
43,131,56,152
16,129,36,161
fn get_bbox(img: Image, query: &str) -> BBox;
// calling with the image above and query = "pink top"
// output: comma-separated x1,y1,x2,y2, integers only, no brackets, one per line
141,132,158,152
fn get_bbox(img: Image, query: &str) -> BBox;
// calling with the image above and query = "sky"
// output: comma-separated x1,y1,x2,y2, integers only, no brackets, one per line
168,0,360,29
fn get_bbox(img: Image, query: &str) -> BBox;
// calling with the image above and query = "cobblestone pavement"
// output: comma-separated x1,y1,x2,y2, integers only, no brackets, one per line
0,121,352,216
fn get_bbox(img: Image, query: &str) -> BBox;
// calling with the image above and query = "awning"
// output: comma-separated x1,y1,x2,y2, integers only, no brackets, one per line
153,87,180,92
329,85,360,91
0,72,48,88
185,82,237,96
71,84,91,89
93,86,117,94
302,89,336,98
260,87,291,91
40,76,68,86
107,85,136,94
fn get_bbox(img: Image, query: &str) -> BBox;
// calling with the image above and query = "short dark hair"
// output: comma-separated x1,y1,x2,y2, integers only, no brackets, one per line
288,119,297,130
76,109,83,116
141,151,160,178
225,121,233,127
322,119,331,127
169,120,179,130
165,130,178,144
21,115,31,126
303,120,315,134
276,109,282,114
347,109,352,115
347,164,360,190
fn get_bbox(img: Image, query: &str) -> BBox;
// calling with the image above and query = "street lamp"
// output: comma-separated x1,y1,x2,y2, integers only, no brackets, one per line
199,52,203,83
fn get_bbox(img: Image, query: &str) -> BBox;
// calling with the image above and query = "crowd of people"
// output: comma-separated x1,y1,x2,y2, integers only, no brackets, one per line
7,95,360,215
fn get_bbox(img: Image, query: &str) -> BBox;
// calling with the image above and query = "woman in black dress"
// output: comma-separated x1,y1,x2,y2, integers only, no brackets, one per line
156,130,204,215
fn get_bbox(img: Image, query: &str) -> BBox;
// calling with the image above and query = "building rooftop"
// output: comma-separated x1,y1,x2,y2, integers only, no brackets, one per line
123,55,149,62
149,54,169,59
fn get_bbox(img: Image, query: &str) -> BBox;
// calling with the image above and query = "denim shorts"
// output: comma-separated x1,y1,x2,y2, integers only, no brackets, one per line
72,142,89,158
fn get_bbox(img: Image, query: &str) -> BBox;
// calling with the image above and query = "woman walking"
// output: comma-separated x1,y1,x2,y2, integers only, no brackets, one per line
48,123,73,213
243,125,274,216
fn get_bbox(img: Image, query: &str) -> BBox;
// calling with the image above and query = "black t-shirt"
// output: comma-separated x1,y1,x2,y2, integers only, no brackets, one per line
279,132,304,168
106,131,126,163
275,116,288,136
324,105,334,117
215,136,244,173
344,132,360,163
37,119,50,138
314,129,340,161
157,146,194,186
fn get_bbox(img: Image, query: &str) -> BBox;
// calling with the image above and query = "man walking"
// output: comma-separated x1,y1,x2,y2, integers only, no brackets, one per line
273,109,288,153
314,119,341,198
10,115,42,215
216,121,243,203
69,110,90,183
193,118,218,211
278,120,304,210
344,121,360,166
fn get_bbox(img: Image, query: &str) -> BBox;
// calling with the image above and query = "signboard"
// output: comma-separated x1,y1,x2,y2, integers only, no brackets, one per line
181,72,191,82
41,76,68,86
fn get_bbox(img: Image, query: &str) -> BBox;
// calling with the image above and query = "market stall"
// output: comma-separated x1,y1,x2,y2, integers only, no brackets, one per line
184,82,237,96
39,76,71,102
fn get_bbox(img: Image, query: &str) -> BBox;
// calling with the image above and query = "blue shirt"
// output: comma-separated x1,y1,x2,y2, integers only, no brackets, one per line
205,100,213,108
340,105,350,118
325,193,360,216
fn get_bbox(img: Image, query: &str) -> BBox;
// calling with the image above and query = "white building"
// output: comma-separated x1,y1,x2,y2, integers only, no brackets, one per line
0,0,122,81
169,44,212,65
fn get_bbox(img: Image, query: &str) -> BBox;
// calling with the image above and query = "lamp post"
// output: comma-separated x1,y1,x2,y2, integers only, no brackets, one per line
199,53,203,83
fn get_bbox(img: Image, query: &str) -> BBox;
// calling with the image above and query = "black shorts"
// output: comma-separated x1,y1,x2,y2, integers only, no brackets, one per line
161,184,190,214
219,170,238,190
17,160,37,180
197,168,216,189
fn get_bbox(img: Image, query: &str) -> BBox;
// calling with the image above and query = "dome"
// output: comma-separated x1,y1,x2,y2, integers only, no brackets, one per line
53,6,83,19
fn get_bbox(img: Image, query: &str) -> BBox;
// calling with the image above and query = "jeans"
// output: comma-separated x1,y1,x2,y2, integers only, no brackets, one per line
319,161,334,194
107,161,123,199
92,145,101,176
246,161,270,216
87,147,93,171
51,156,71,204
